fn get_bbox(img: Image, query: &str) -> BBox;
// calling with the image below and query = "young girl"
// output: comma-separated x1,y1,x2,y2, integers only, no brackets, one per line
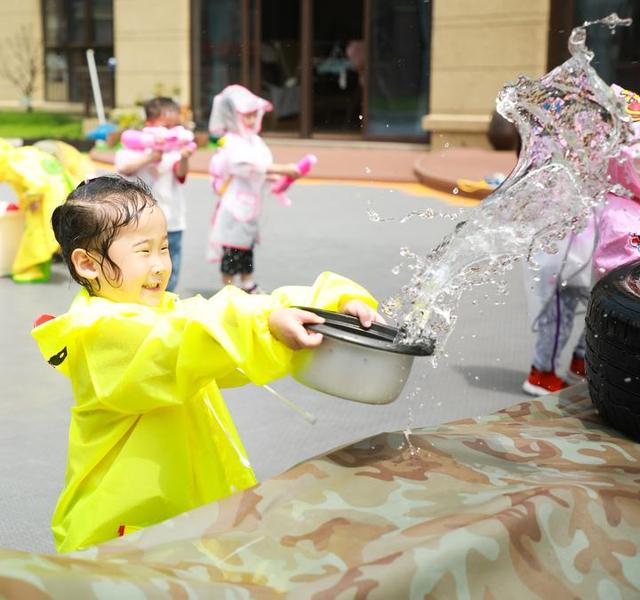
33,175,379,553
207,85,300,293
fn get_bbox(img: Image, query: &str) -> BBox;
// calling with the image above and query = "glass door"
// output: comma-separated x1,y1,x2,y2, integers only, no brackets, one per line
258,0,302,134
365,0,431,140
192,0,244,127
311,0,364,134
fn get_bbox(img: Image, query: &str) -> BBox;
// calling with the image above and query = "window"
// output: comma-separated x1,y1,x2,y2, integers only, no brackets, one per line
42,0,114,109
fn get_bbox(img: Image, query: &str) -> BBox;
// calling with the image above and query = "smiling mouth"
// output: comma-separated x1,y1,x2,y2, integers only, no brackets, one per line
143,283,163,292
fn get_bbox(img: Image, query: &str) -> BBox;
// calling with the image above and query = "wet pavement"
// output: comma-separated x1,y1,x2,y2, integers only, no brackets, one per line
0,174,583,553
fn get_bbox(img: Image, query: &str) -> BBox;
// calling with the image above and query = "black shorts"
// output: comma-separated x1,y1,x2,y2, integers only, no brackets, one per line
220,246,254,275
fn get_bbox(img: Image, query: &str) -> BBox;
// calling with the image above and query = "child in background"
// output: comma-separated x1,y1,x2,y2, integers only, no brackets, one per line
116,97,195,292
207,85,301,293
592,84,640,281
33,175,380,553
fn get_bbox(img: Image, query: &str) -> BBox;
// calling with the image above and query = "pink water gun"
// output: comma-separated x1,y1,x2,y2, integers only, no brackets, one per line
271,154,317,207
271,154,317,197
120,126,197,153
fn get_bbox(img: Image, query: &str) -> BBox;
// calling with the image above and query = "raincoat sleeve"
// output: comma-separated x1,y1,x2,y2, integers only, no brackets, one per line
75,289,295,414
270,271,378,314
592,197,640,280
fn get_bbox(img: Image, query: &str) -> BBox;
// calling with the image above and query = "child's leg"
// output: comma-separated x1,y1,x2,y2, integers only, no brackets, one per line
220,246,237,287
571,289,590,359
532,287,580,372
238,248,259,292
166,230,183,292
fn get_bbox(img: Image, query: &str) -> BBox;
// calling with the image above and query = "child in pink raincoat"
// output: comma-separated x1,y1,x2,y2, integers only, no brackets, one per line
207,85,300,293
592,84,640,280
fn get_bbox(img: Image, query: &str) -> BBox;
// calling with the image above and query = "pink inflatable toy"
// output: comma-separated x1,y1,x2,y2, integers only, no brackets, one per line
120,126,197,153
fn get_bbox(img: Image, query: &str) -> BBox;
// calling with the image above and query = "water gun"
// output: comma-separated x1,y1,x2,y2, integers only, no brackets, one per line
271,154,317,196
120,126,197,153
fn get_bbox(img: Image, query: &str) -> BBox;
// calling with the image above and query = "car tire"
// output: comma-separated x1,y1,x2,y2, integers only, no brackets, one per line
585,259,640,441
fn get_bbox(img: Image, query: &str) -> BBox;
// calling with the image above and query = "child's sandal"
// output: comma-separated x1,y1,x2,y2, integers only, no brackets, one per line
242,283,262,294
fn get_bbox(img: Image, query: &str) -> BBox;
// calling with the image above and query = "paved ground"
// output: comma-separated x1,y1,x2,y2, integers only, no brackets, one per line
0,174,584,553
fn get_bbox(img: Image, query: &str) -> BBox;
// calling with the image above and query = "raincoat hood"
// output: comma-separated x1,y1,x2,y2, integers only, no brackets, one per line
608,84,640,198
209,85,273,138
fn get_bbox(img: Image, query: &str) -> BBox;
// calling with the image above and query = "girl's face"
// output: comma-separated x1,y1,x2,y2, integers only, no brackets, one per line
95,205,172,306
240,110,258,131
149,109,181,128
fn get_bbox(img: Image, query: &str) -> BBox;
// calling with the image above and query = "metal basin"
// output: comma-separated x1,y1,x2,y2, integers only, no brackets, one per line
291,307,434,404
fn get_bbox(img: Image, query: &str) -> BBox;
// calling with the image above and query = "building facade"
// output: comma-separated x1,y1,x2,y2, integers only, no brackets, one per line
0,1,637,147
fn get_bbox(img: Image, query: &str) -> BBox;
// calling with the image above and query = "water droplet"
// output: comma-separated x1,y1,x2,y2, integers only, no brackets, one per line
624,377,631,383
391,265,401,275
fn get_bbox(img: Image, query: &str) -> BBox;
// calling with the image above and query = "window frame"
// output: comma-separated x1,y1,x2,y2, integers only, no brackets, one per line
41,0,114,109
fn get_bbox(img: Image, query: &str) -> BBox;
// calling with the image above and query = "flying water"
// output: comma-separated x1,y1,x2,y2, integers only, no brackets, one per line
387,14,635,353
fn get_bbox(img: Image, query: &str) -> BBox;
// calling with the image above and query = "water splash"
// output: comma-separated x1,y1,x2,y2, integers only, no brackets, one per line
388,14,635,352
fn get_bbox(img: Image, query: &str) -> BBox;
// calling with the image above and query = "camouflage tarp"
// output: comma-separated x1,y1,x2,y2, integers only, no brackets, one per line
1,382,639,599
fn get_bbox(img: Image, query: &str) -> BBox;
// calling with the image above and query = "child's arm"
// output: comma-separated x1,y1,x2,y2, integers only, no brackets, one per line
267,163,300,179
268,301,384,350
33,273,378,412
173,144,196,180
115,149,162,176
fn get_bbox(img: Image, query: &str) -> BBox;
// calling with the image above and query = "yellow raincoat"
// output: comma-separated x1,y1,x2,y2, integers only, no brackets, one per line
32,272,376,553
0,144,72,282
33,139,94,187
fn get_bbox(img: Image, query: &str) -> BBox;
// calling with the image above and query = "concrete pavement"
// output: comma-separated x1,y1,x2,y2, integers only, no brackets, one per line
0,175,583,553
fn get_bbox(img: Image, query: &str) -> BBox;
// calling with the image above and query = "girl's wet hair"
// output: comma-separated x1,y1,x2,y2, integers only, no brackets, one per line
52,175,157,293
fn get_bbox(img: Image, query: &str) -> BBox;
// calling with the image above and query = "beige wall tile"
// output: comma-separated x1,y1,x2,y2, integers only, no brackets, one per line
427,0,551,145
114,0,191,109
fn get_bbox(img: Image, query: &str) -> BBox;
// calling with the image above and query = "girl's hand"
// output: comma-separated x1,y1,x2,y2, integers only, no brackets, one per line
340,299,386,328
268,308,325,349
147,149,163,163
283,162,301,179
180,144,196,159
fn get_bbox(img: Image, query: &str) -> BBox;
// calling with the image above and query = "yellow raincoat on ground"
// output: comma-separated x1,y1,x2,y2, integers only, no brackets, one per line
33,139,94,187
0,144,72,282
32,272,376,553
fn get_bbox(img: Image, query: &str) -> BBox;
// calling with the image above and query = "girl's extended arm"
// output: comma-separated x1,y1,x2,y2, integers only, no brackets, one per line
266,163,300,178
33,273,377,415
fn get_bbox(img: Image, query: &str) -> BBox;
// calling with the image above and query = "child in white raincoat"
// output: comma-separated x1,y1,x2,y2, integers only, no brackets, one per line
32,175,381,552
207,85,300,293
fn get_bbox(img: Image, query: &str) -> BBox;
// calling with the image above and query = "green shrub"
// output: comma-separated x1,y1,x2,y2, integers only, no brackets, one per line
0,111,83,139
109,107,145,130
